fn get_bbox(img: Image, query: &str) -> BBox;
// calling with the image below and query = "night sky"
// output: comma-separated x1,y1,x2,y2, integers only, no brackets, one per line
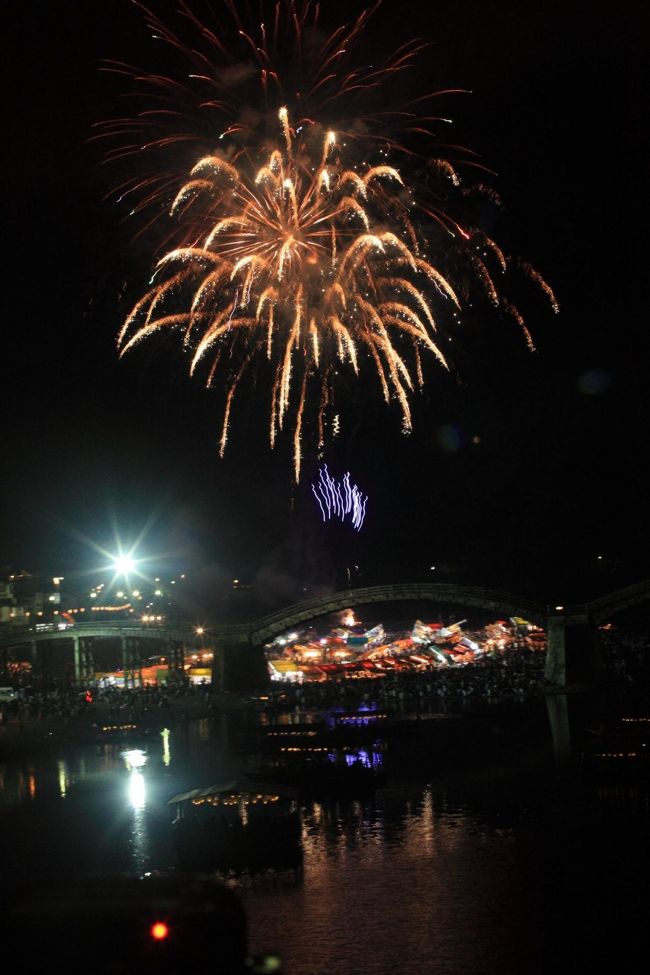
2,1,646,611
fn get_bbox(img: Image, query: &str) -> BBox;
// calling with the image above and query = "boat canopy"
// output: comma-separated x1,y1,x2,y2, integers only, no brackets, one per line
167,777,298,805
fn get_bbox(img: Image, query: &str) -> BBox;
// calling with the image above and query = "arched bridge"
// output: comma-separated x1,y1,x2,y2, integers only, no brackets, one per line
250,583,548,645
250,579,650,688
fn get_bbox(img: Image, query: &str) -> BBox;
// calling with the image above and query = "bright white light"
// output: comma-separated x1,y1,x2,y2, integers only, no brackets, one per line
128,771,146,810
122,748,147,770
113,555,136,575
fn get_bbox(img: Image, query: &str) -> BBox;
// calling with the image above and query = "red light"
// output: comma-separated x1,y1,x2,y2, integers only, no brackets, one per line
150,921,169,941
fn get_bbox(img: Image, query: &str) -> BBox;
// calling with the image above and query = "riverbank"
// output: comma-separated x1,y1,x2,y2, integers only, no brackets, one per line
0,693,217,759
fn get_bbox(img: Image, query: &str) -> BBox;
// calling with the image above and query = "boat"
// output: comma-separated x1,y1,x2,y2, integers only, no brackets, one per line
578,715,650,780
168,776,302,873
244,742,387,799
94,720,149,746
324,705,392,730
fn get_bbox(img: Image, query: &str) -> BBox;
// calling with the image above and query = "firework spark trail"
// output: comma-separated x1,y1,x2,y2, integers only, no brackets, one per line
312,465,367,530
105,2,558,479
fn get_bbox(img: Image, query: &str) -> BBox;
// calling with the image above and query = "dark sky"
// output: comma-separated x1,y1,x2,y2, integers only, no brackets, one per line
2,0,647,608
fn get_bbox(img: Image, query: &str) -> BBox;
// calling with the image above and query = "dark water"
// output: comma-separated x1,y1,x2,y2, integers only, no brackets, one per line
1,709,648,974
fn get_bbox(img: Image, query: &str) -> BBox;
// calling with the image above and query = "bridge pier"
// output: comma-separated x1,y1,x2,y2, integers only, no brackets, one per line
545,693,572,766
30,639,52,686
121,636,141,688
220,642,268,694
545,614,602,687
165,639,185,680
209,643,224,695
73,636,95,685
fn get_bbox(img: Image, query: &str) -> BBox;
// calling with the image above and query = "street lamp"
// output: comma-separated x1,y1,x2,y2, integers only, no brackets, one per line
113,555,136,576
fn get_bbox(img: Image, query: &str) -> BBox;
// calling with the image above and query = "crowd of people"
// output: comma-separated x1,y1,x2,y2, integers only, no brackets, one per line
264,645,548,714
0,679,212,730
600,624,650,685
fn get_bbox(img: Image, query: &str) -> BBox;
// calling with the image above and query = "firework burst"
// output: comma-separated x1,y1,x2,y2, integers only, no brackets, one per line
103,1,558,480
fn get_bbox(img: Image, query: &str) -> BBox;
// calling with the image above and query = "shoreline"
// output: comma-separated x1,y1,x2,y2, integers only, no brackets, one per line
0,695,215,760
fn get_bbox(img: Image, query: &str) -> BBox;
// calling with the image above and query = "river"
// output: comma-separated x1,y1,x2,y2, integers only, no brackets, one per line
0,703,648,974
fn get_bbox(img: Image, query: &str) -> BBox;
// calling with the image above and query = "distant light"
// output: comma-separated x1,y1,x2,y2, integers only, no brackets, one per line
262,956,282,973
597,555,603,560
196,626,204,636
430,566,436,571
154,589,162,596
150,922,169,941
53,577,63,585
132,590,140,598
555,605,564,611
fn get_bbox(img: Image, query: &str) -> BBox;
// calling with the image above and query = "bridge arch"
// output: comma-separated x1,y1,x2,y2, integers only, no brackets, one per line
250,583,548,645
588,579,650,624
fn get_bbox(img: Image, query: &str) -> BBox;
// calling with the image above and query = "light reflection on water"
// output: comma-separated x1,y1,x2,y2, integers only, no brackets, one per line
0,715,647,975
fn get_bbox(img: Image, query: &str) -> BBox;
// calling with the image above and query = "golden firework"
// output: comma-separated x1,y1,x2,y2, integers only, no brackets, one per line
106,3,558,479
119,109,459,480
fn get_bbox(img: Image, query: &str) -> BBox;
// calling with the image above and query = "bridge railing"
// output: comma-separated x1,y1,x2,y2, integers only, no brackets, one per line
0,618,253,650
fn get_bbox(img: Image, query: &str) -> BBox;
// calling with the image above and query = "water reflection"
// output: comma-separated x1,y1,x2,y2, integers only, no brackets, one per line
120,749,151,873
0,713,648,975
161,727,171,766
57,759,68,799
122,748,147,772
128,770,146,810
